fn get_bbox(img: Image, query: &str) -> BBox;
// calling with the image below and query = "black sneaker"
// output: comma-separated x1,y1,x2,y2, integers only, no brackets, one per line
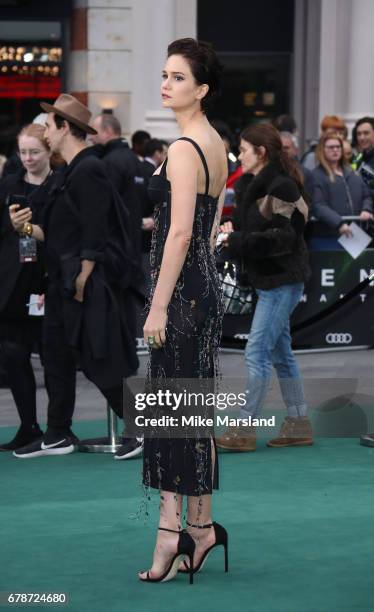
0,424,43,451
114,437,143,460
13,433,78,459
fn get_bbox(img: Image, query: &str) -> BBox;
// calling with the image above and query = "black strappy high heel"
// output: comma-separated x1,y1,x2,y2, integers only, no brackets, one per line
178,521,229,575
139,527,196,584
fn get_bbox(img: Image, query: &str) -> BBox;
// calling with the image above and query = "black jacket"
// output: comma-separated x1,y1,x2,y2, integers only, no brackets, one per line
0,169,53,314
97,138,144,262
226,162,311,290
356,148,374,199
43,147,138,385
139,159,157,253
312,164,373,234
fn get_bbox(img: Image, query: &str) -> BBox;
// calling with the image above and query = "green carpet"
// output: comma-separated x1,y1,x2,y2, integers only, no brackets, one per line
1,421,374,612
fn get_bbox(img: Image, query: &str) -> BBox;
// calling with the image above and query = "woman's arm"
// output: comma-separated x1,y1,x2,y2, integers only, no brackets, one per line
143,140,200,346
226,213,298,260
311,181,343,229
227,181,309,260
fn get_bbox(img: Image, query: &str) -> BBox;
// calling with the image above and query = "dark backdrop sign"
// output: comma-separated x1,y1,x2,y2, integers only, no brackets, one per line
135,249,374,353
221,249,374,350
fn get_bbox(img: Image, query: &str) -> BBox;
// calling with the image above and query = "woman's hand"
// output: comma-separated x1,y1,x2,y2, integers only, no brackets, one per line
143,304,167,348
219,221,234,246
360,210,374,222
220,221,233,234
339,223,353,238
9,204,32,233
37,294,45,310
142,217,155,231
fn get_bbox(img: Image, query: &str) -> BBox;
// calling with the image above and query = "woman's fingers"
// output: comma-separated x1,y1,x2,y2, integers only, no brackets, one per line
159,328,166,345
154,330,163,348
9,205,31,216
10,208,32,223
144,328,165,349
220,221,233,233
18,212,32,223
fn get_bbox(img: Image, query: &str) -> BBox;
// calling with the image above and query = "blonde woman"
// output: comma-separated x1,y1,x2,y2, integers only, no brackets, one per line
0,124,53,451
312,134,373,237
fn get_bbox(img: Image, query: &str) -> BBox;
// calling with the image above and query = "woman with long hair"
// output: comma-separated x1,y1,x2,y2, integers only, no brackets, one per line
139,38,228,584
312,133,373,238
217,123,312,451
0,124,52,451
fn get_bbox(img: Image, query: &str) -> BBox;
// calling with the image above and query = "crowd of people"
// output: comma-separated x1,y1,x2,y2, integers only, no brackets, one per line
0,99,169,459
280,113,374,238
1,35,374,583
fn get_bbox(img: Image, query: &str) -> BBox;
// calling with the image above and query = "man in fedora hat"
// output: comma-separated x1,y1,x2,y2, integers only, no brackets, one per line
12,94,142,460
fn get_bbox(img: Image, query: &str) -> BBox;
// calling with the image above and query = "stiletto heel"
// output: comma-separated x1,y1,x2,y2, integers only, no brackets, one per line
139,527,196,584
188,552,194,585
178,521,229,575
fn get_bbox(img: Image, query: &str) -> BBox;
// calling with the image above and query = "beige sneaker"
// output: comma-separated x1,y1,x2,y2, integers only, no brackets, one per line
216,425,256,452
267,416,313,447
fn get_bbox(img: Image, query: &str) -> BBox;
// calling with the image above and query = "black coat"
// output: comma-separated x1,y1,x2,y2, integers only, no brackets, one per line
356,148,374,199
0,169,53,314
226,162,311,289
312,164,373,234
97,138,144,263
43,147,138,386
139,159,157,253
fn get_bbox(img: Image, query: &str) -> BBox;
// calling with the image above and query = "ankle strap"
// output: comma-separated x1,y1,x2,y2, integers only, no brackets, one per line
158,527,181,533
186,521,213,529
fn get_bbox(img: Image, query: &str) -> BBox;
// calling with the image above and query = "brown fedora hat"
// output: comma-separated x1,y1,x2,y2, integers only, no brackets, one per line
40,93,97,135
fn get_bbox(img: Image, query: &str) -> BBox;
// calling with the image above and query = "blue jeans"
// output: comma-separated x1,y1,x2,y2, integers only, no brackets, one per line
240,282,308,420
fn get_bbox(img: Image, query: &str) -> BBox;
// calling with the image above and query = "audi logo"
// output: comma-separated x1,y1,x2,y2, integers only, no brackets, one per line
325,333,352,344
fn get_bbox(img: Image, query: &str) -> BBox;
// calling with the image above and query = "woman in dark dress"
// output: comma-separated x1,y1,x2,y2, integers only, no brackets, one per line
0,124,52,450
139,39,228,584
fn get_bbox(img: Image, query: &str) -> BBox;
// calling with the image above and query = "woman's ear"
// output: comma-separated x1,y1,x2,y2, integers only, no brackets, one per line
197,83,209,102
258,145,267,161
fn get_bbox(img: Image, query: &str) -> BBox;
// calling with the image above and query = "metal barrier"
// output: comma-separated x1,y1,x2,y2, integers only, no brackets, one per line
220,216,374,351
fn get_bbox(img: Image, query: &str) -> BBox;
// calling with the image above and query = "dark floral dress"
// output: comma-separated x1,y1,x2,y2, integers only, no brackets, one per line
142,137,223,496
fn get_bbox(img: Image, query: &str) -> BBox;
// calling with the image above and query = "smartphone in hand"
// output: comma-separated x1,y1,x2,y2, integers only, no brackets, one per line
8,194,28,210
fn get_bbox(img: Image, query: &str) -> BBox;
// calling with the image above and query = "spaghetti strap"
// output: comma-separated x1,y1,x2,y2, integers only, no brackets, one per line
177,137,210,196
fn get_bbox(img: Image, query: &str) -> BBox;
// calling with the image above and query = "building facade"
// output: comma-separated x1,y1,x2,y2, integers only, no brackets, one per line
68,0,374,144
68,0,196,139
1,0,374,149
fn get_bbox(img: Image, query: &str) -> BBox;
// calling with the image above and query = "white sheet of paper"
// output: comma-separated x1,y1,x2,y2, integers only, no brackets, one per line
337,222,372,259
216,232,228,246
28,294,44,316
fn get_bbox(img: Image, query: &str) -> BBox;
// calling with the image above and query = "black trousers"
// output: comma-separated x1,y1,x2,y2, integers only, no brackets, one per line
43,282,138,435
0,340,38,427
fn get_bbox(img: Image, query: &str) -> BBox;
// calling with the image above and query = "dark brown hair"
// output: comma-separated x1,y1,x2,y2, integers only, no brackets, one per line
241,123,304,192
167,38,222,112
53,113,86,141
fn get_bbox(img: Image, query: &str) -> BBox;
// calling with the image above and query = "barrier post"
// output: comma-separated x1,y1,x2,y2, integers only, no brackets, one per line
78,403,122,453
